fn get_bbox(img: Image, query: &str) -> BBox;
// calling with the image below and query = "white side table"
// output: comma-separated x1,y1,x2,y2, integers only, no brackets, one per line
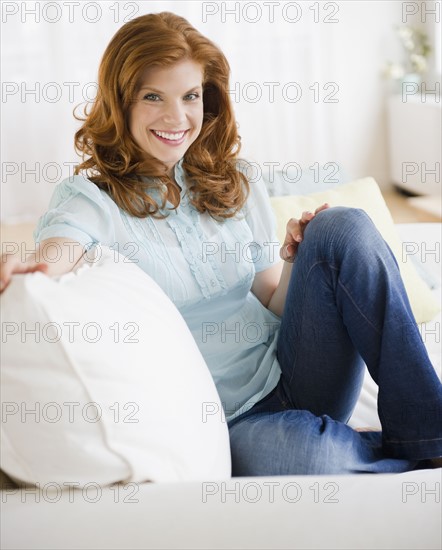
387,94,441,197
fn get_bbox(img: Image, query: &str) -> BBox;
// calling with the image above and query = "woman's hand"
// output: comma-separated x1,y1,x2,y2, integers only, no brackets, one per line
280,203,329,263
0,251,48,293
0,237,85,293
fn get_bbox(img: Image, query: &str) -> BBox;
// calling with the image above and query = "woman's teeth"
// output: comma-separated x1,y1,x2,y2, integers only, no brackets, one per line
153,130,186,141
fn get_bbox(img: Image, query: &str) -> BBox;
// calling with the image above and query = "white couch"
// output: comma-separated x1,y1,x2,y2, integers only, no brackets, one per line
1,191,441,550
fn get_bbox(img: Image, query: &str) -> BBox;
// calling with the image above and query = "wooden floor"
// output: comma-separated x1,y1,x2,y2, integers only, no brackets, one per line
382,188,441,223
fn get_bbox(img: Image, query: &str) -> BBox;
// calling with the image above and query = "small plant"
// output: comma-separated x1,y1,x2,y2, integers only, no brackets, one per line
384,25,431,81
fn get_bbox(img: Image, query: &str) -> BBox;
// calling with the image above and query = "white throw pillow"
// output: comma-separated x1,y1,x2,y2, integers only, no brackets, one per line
0,247,231,486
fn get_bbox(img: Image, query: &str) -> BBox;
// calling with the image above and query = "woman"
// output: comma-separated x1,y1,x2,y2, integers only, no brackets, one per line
1,12,441,474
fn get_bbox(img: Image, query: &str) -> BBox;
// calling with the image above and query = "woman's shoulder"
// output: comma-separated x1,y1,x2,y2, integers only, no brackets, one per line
49,173,111,208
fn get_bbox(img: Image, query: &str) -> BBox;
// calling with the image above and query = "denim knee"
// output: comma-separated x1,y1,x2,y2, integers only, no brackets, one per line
302,206,389,263
306,206,374,239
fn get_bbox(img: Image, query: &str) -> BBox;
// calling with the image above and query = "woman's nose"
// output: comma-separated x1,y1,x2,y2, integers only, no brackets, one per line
162,101,186,125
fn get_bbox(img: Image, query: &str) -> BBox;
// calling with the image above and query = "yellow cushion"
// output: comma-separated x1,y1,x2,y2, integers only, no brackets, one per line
269,177,440,324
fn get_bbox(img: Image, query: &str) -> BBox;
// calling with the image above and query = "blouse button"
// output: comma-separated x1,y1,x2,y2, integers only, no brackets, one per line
186,226,192,233
210,279,216,287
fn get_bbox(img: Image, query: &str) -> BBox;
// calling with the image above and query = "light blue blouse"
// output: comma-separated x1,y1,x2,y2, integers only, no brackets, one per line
34,159,283,421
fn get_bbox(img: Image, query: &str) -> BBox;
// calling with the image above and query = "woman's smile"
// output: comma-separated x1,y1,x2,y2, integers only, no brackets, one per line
150,129,190,145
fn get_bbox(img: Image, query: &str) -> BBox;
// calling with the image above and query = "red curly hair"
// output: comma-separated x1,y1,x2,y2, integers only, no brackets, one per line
74,12,249,218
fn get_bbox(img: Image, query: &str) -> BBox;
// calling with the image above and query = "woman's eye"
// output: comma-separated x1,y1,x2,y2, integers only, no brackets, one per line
143,93,161,101
184,92,200,101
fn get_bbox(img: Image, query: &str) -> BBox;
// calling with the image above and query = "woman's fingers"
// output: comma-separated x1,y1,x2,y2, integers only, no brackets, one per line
279,243,295,262
280,204,330,262
314,203,329,215
290,210,315,242
280,217,303,262
286,217,303,242
0,255,48,293
300,210,314,225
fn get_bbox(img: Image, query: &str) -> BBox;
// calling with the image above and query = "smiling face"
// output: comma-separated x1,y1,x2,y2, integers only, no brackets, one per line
128,59,204,174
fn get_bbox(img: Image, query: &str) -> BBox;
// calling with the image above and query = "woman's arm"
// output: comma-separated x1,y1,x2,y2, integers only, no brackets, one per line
251,260,289,317
0,237,85,292
251,204,329,317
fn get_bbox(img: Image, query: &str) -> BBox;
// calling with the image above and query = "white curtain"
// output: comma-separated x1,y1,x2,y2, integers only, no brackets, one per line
1,0,436,222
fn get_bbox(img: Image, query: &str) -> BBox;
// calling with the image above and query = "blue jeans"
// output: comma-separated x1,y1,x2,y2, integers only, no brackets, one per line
229,207,442,475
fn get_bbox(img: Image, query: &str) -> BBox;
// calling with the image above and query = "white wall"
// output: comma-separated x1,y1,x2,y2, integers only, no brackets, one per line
1,0,438,223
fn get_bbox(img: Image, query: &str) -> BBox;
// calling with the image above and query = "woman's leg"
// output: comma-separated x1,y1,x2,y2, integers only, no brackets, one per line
276,206,442,461
228,384,416,475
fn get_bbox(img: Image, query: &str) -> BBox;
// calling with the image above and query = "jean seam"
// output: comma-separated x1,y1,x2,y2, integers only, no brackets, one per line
333,267,382,336
385,436,442,444
284,259,330,395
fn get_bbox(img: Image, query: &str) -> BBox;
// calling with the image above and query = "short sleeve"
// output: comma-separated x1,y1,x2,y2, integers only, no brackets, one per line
239,162,281,273
33,176,115,247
